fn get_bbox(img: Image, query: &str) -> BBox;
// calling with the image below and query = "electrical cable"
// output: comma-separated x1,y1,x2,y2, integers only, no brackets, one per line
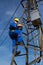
0,2,21,46
0,2,21,38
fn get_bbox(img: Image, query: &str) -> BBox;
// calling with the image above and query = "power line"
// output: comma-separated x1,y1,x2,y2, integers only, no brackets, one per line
0,36,7,46
0,14,24,47
0,1,25,47
0,1,21,47
0,2,21,38
0,12,25,47
0,0,43,47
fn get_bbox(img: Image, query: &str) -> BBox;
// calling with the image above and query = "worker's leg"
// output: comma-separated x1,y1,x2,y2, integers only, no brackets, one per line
17,35,24,45
11,39,20,65
11,40,16,65
12,39,21,56
12,40,17,54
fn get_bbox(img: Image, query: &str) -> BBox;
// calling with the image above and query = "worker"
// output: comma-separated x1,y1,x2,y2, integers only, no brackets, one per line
9,18,21,56
17,24,23,43
9,18,24,65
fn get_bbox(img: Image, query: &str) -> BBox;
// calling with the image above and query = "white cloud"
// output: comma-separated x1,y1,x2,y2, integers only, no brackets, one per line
6,10,14,16
0,60,10,65
0,45,12,65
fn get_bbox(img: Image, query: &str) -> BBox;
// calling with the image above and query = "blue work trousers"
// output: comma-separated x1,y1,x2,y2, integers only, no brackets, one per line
10,30,23,54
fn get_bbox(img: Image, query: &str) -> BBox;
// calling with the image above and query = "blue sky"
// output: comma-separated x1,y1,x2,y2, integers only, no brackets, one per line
0,0,43,65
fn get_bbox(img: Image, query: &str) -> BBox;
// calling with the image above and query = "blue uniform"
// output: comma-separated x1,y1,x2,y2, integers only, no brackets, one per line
17,29,23,43
9,21,23,53
9,21,18,40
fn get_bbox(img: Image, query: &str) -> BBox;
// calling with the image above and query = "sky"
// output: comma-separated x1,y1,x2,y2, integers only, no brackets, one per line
0,0,43,65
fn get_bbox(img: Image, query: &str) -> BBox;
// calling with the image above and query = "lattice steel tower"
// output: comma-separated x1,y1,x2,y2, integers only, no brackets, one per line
10,0,43,65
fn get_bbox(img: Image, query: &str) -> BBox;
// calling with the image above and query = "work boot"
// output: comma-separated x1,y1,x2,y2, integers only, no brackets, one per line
17,42,24,46
20,42,23,45
15,51,21,56
37,59,41,63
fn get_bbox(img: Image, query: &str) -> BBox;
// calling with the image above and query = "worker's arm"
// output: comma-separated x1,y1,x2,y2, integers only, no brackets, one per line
9,22,18,30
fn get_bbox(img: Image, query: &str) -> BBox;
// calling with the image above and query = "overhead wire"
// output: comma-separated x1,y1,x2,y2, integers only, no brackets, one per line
0,0,25,47
0,1,21,46
0,36,7,46
1,0,43,47
0,11,25,47
0,2,21,38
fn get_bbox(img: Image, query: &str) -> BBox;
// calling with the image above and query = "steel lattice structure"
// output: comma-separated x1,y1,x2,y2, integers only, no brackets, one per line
10,0,43,65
